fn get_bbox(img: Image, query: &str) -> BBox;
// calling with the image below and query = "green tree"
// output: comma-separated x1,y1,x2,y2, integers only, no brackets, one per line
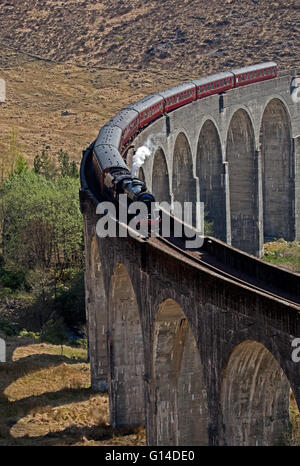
33,148,57,179
1,170,83,273
0,128,24,182
58,149,78,178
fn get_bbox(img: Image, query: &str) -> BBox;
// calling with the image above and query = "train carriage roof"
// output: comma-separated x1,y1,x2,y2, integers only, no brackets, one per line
231,62,277,75
95,123,122,149
192,71,234,87
128,94,164,113
93,143,128,172
158,81,196,99
108,108,139,130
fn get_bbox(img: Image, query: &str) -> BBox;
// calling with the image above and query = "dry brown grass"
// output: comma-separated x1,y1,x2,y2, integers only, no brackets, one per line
290,392,300,446
0,45,197,166
0,1,298,74
0,336,146,446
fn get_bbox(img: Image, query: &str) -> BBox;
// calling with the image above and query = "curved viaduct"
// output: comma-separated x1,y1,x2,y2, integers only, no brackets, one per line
80,68,300,446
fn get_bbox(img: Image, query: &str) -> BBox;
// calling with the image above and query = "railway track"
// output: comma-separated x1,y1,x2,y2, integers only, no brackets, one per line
150,234,300,308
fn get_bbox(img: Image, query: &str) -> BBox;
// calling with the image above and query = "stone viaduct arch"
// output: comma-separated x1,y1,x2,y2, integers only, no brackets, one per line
172,132,194,204
152,148,171,204
172,132,197,226
108,263,145,427
226,109,258,255
152,298,208,446
220,339,294,446
197,119,226,240
260,98,294,241
85,235,107,390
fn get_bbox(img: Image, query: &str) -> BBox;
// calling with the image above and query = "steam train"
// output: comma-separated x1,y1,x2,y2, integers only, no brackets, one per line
85,62,277,229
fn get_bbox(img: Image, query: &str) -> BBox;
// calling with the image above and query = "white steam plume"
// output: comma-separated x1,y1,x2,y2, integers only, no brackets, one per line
131,133,163,178
131,146,151,178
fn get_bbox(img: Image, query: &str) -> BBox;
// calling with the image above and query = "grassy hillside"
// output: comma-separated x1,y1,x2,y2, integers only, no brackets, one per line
0,0,298,73
0,0,299,163
0,45,197,163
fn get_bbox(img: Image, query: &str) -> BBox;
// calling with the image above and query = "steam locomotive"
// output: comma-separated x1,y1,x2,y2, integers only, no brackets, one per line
84,62,277,230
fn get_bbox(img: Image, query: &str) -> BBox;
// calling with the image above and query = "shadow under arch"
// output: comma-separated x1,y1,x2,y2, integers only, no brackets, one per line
108,263,145,428
152,148,171,204
226,109,258,255
172,132,197,226
220,339,298,446
152,298,209,446
138,167,145,184
196,119,226,240
87,236,108,390
259,98,294,241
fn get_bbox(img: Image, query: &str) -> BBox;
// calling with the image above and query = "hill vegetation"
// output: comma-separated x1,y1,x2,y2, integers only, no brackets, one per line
0,0,299,162
0,0,299,73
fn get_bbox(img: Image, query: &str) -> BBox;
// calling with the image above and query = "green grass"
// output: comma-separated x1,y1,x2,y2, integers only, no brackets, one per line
264,240,300,273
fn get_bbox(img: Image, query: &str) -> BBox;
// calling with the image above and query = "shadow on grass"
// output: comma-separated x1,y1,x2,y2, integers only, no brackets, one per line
0,337,114,445
0,423,145,446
